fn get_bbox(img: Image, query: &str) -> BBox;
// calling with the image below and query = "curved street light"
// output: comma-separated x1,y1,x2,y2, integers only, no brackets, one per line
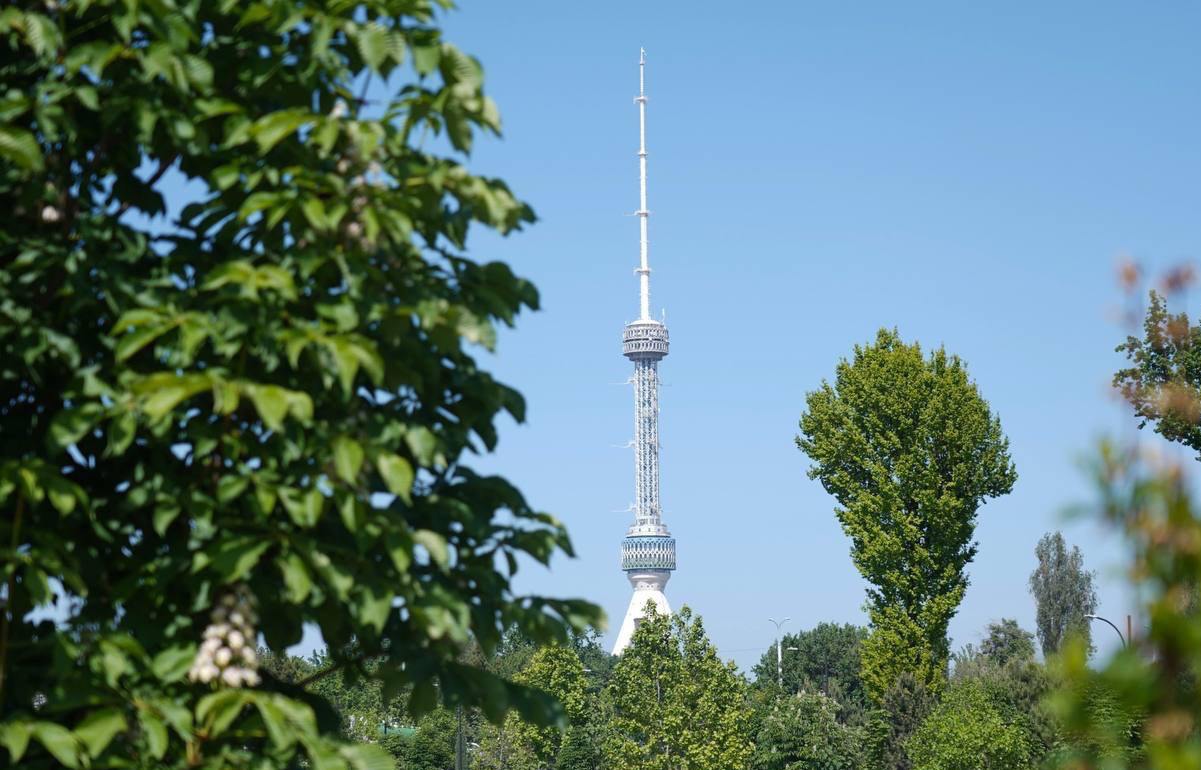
1085,613,1127,649
768,617,791,686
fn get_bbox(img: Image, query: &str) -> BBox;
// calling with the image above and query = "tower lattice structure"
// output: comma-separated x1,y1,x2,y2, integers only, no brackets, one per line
612,49,677,656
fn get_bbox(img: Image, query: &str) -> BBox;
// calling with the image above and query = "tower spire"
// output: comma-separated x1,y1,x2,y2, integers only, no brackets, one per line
614,49,676,656
636,47,651,321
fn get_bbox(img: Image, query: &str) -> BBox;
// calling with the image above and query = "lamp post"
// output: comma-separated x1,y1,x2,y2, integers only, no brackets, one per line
768,617,791,687
1085,614,1127,649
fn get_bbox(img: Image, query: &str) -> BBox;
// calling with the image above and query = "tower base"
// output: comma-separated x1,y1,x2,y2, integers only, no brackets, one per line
612,569,672,655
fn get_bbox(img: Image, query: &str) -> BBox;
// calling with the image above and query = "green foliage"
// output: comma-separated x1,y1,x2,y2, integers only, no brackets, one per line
510,644,589,764
751,691,862,770
754,623,869,724
798,329,1017,699
557,723,604,770
907,679,1036,770
1028,531,1097,657
0,0,601,766
864,672,935,770
950,642,1055,761
979,619,1036,667
1114,290,1201,456
1049,441,1201,768
604,604,753,770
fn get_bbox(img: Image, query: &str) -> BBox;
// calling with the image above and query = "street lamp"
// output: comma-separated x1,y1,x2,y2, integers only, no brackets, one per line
768,617,791,686
1085,614,1127,649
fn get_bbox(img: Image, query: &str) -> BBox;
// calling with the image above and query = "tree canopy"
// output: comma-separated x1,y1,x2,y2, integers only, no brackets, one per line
1114,290,1201,456
753,623,869,723
0,0,600,767
797,329,1016,698
604,604,753,770
1028,531,1097,657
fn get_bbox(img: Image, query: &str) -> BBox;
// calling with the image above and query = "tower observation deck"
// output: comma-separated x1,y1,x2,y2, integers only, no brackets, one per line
612,50,677,655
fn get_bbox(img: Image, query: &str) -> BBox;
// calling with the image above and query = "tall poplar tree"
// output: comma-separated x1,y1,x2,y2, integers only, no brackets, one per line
1028,531,1097,656
603,605,753,770
798,329,1016,698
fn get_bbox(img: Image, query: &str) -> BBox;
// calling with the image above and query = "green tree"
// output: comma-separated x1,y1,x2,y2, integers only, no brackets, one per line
604,604,753,770
979,619,1036,667
754,623,869,724
0,1,601,767
1028,531,1097,657
751,691,862,770
949,641,1055,761
906,679,1035,770
511,644,588,765
863,672,935,770
798,329,1017,698
1113,290,1201,456
557,723,604,770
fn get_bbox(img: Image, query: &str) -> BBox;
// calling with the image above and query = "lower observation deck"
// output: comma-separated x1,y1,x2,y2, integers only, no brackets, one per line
621,535,677,571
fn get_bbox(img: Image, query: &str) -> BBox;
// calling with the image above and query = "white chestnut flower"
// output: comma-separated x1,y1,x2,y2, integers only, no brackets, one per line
330,99,348,119
40,205,61,223
336,158,351,174
188,585,262,689
346,221,363,239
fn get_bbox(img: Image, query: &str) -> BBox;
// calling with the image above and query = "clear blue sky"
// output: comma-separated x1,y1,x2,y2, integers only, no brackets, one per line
414,1,1201,672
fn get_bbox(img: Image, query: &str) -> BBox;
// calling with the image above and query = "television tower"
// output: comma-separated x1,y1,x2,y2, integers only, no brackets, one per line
613,49,677,655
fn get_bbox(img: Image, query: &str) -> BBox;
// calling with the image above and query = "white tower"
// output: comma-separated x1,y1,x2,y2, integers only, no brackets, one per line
613,49,677,655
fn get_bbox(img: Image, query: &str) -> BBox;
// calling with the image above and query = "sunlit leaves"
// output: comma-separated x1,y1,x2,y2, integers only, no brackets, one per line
0,0,602,766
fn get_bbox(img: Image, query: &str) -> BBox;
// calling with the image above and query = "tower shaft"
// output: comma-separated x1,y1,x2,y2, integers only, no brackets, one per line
632,358,660,525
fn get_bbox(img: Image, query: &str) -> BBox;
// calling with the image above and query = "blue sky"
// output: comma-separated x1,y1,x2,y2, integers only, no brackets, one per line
414,1,1201,672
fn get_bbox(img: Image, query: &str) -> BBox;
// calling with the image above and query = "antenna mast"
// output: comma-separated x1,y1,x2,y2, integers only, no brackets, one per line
636,48,651,321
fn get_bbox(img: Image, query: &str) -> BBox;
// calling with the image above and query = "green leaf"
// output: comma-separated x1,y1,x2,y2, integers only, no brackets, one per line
204,536,271,582
279,487,323,528
414,529,449,568
106,411,136,456
279,552,313,602
151,644,196,682
254,695,295,749
153,504,181,536
47,403,104,452
376,454,413,503
0,721,32,763
405,426,437,465
217,474,250,504
332,435,364,483
137,711,168,760
74,707,127,757
356,586,393,633
246,384,312,431
0,125,43,171
341,743,397,770
31,722,80,768
44,475,80,515
300,195,327,230
356,22,388,71
114,321,172,361
197,690,250,738
251,108,312,153
135,373,211,419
